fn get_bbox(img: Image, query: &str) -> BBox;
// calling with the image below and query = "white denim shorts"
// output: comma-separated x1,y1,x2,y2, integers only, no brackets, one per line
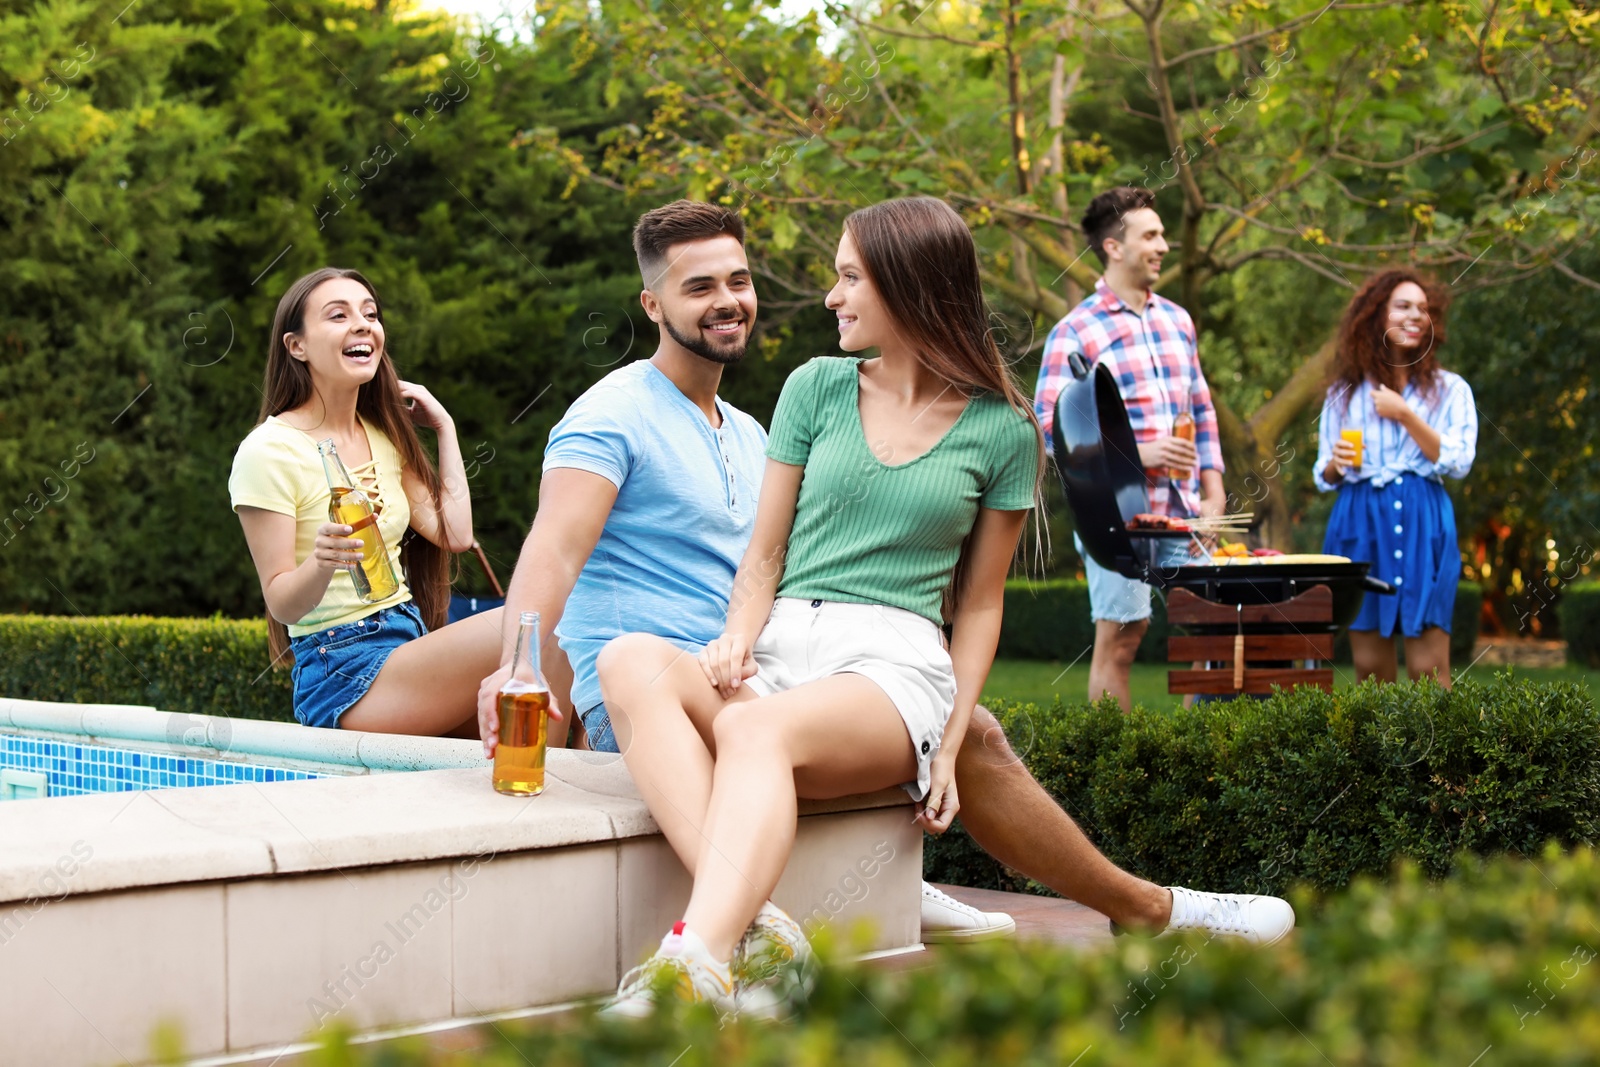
742,597,956,801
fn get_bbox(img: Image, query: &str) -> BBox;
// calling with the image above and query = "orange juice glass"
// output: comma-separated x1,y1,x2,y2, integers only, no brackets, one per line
1340,428,1364,470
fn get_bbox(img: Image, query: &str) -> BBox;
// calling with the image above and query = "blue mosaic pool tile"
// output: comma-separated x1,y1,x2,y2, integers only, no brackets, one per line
0,733,324,799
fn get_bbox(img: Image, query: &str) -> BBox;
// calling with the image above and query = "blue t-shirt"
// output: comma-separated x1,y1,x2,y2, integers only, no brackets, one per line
544,360,767,714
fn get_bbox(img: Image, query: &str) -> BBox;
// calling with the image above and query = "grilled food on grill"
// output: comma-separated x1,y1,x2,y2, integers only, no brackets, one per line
1128,513,1192,531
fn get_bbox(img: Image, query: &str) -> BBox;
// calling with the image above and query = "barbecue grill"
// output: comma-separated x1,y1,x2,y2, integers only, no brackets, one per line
1050,353,1393,694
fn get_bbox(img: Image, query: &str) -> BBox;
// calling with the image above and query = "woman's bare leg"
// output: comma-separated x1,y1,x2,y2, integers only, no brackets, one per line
683,675,917,962
1404,627,1452,688
340,608,508,736
597,633,743,875
1349,629,1399,683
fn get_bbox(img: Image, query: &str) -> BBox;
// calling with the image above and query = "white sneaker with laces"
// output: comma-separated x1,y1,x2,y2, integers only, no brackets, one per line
1160,885,1295,945
733,900,815,1018
601,922,738,1019
920,881,1017,943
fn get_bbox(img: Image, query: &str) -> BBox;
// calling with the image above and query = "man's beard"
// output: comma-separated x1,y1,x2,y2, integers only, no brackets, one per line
662,309,750,366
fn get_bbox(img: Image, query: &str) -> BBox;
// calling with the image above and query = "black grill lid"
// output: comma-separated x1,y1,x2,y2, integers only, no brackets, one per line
1050,354,1156,579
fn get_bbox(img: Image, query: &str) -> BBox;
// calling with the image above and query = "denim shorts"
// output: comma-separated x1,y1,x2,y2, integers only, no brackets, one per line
289,600,427,729
579,702,620,753
1076,532,1196,624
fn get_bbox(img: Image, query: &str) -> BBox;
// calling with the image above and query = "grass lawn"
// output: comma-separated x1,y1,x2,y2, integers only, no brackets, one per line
981,657,1600,711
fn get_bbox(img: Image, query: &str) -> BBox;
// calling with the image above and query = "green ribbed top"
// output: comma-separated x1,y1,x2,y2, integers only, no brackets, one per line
767,357,1039,625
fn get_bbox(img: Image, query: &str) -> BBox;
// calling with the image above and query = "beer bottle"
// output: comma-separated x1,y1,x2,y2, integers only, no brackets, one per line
317,439,400,603
494,612,550,796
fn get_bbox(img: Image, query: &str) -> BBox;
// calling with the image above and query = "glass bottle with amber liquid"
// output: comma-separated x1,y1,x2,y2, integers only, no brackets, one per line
1168,395,1196,481
494,611,550,796
318,439,399,603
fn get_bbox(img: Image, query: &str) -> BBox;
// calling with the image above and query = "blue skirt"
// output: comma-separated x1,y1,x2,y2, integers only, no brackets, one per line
1323,476,1458,638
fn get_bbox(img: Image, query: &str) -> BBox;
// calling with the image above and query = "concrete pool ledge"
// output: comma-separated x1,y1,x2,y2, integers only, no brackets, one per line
0,705,923,1066
0,697,487,773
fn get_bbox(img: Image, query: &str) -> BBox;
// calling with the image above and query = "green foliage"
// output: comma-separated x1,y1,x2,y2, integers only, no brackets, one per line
1560,584,1600,668
927,674,1600,897
0,614,291,721
532,0,1600,609
1000,577,1169,663
0,0,832,620
1453,580,1485,661
0,0,1592,637
1450,255,1600,629
275,847,1600,1065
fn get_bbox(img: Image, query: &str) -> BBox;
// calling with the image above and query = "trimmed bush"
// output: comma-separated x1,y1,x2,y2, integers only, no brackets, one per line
927,673,1600,896
1561,583,1600,667
0,614,293,721
288,847,1600,1065
998,578,1170,663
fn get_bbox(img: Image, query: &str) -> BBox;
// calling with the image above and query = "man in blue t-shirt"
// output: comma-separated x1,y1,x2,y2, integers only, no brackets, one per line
475,200,1292,949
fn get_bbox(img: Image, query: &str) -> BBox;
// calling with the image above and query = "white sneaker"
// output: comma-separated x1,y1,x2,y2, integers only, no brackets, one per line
733,900,815,1018
1159,885,1295,945
601,922,738,1019
920,881,1017,943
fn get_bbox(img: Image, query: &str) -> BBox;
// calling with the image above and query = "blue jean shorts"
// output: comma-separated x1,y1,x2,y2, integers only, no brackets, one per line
579,702,620,753
289,600,427,729
1076,532,1196,624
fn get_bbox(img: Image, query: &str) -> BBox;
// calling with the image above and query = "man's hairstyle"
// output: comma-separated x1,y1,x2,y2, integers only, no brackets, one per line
632,200,746,289
1081,186,1157,267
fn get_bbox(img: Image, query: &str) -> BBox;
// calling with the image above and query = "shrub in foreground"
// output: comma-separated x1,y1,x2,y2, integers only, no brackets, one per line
0,614,292,721
928,672,1600,896
284,847,1600,1066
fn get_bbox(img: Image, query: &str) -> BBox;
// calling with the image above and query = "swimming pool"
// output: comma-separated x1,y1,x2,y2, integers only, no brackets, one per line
0,698,481,801
0,732,328,800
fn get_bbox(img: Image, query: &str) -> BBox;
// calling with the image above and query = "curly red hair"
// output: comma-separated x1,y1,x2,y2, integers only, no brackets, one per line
1330,269,1451,410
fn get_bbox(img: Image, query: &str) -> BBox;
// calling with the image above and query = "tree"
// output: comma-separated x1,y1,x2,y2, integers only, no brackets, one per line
531,0,1600,553
0,0,635,615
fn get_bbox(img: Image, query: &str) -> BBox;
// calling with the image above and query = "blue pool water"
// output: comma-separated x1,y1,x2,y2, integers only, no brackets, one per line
0,732,324,799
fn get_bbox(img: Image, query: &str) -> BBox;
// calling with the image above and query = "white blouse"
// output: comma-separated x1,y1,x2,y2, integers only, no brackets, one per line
1313,371,1478,493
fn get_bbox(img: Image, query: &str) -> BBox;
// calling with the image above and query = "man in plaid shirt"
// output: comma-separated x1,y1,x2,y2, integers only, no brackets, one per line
1034,187,1226,709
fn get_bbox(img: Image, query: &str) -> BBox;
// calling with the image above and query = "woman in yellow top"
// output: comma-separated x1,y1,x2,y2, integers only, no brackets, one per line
229,268,511,734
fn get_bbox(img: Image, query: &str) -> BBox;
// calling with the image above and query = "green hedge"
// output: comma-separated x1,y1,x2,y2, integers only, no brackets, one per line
1001,578,1482,665
927,673,1600,896
1561,583,1600,667
0,615,293,721
999,578,1170,663
271,847,1600,1065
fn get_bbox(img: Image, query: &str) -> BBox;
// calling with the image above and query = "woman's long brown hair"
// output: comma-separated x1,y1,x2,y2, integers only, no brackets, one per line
1331,269,1451,414
256,268,452,667
843,197,1047,618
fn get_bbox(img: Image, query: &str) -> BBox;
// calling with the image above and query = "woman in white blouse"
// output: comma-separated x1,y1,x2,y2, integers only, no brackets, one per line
1315,271,1478,687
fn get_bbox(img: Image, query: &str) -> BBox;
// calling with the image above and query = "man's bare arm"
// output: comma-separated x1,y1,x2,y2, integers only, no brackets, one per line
477,468,619,753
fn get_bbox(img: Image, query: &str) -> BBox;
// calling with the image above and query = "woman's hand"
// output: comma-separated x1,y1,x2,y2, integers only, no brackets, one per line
915,751,960,835
697,632,757,700
1326,436,1359,480
398,380,452,432
1371,383,1412,422
311,522,364,572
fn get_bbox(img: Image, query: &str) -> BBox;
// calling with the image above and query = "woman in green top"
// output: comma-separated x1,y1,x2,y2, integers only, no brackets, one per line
596,197,1043,1016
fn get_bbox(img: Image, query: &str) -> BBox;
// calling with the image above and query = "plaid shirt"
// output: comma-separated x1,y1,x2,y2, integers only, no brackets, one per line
1034,279,1224,517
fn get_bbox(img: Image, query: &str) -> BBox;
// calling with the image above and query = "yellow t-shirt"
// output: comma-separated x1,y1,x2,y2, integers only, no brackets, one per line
228,415,412,637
